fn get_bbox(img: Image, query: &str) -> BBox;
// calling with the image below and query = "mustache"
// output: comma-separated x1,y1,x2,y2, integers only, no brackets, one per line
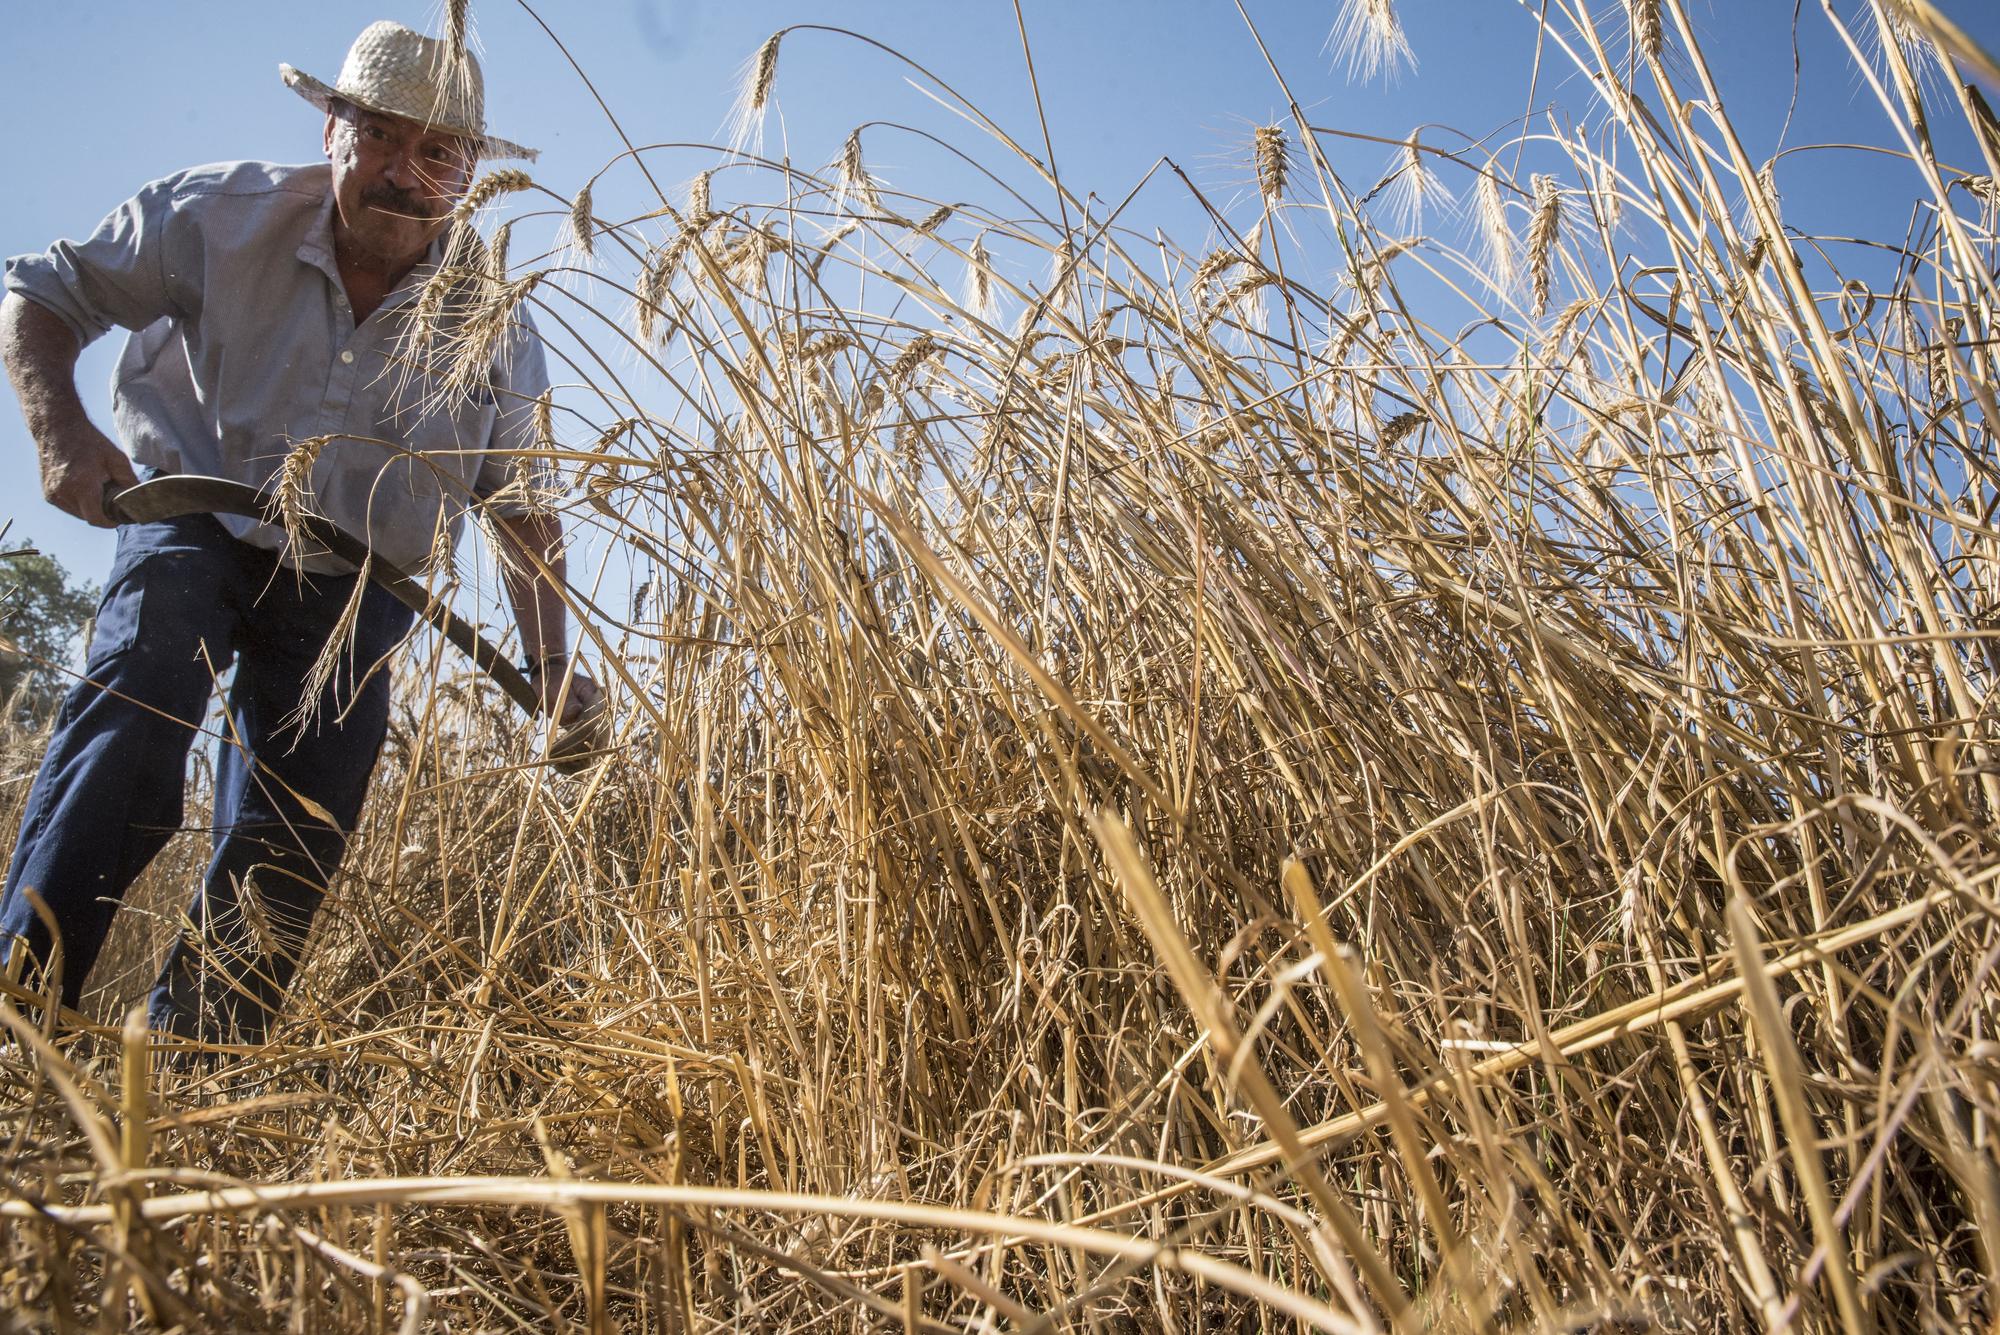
360,186,440,220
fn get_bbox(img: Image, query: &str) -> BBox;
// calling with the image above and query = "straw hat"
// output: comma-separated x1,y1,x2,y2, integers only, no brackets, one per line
280,20,537,162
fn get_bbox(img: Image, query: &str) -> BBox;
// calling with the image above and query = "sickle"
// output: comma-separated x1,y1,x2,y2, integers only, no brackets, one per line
105,474,540,715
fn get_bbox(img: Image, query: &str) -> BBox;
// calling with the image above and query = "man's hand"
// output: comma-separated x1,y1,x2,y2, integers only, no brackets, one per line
38,421,139,528
538,657,608,773
531,656,603,727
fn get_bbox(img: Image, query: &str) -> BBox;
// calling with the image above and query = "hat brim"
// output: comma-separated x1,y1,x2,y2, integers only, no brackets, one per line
280,64,538,162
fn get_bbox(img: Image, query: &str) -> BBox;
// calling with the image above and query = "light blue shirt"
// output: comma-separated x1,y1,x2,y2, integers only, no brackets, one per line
4,160,549,573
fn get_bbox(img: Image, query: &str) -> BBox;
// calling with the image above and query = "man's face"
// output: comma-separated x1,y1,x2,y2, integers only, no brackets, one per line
324,103,474,268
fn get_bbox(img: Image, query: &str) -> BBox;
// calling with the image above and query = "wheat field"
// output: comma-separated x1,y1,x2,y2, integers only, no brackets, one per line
2,1,1998,1330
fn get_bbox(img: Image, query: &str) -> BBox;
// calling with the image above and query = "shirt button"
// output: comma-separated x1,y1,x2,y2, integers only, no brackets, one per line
340,350,356,364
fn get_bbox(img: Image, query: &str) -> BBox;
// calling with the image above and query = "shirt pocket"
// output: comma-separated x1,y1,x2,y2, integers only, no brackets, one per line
348,390,498,570
397,387,497,502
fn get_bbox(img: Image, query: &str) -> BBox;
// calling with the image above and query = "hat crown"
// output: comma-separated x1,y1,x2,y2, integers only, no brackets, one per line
280,18,535,159
333,19,485,137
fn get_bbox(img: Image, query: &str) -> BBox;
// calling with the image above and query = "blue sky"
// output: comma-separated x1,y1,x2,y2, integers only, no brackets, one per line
3,0,1996,590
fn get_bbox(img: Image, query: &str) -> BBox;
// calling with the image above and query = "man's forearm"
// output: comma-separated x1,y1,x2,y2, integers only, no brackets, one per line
2,293,91,439
493,509,601,725
493,510,570,665
4,292,137,528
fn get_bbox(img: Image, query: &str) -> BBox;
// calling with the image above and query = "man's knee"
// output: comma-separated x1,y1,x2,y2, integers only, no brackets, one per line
212,815,351,894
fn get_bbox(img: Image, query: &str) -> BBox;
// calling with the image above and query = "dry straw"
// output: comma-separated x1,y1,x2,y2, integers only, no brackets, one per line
5,1,1999,1330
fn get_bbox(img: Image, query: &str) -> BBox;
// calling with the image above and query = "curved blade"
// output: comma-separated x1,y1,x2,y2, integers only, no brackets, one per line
104,475,538,716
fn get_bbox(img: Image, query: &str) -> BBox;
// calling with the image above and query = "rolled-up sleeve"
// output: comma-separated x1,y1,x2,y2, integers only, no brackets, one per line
2,176,188,349
474,305,557,516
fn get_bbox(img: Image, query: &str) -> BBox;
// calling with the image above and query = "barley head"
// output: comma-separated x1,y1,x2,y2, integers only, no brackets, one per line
727,31,785,154
289,556,370,734
1549,295,1593,349
1328,311,1367,368
1594,159,1624,233
567,182,595,262
1254,125,1289,207
531,386,555,451
964,233,996,321
402,225,486,369
453,169,533,224
801,332,855,362
1872,0,1945,79
273,434,331,565
513,456,556,520
727,226,773,290
1329,0,1414,84
422,510,459,584
488,220,513,284
1475,166,1515,288
636,253,667,344
1958,174,2000,215
1207,270,1276,332
444,0,470,59
1931,317,1963,403
1048,240,1077,307
438,0,479,134
1754,162,1780,221
895,417,926,474
440,272,542,400
1528,174,1563,316
810,218,861,279
885,333,943,393
837,129,882,214
1630,0,1662,60
637,215,709,342
1382,132,1454,231
1194,249,1244,301
1381,410,1424,447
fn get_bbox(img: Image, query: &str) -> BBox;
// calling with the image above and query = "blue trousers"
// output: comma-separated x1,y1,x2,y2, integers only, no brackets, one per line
0,512,414,1044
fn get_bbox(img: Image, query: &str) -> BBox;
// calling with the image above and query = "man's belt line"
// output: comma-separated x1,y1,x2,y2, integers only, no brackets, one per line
104,474,537,715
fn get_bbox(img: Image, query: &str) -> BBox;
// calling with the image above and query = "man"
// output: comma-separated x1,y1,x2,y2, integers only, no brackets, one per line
0,20,598,1044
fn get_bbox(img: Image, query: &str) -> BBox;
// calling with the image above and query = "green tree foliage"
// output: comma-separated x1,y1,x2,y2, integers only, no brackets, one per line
1,543,97,720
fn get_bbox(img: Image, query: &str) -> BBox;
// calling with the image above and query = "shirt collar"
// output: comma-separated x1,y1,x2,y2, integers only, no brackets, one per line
297,182,454,312
295,185,340,281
